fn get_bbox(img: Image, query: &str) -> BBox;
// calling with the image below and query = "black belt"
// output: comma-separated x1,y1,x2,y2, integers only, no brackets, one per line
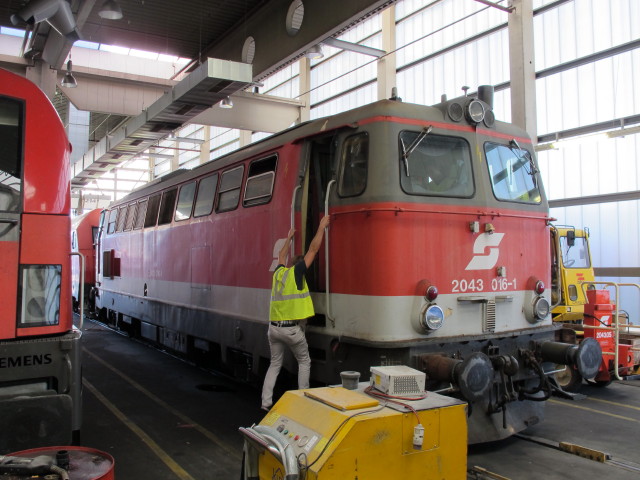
270,321,300,327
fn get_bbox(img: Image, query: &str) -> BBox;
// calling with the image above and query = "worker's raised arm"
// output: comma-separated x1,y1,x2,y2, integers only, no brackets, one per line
278,228,295,266
304,215,331,268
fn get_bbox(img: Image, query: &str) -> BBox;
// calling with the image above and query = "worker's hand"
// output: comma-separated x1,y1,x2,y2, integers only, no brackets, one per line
287,228,296,239
319,215,330,230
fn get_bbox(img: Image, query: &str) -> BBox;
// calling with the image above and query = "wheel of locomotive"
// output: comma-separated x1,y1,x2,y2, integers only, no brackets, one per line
554,364,583,392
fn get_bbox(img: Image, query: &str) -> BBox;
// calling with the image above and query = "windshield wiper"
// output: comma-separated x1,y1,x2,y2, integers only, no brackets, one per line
401,125,432,176
509,138,538,186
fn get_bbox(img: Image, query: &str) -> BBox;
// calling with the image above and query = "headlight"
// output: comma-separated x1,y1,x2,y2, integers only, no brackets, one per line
533,296,550,321
466,100,485,124
420,304,444,331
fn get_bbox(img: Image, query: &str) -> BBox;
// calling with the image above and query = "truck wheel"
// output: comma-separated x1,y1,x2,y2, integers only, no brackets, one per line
554,364,582,392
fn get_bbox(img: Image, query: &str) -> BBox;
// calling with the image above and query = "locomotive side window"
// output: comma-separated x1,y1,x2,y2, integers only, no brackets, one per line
485,142,541,204
244,155,276,207
107,209,118,234
124,203,137,231
338,133,368,197
216,166,244,213
0,97,23,212
115,205,128,232
158,188,178,225
399,132,474,197
194,174,218,217
134,199,148,229
144,194,161,228
175,181,196,221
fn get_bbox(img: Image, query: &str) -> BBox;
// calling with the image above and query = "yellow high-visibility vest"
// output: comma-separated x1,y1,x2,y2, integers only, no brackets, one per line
269,266,315,321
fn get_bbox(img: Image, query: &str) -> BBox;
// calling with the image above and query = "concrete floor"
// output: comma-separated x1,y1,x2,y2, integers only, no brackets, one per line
79,320,640,480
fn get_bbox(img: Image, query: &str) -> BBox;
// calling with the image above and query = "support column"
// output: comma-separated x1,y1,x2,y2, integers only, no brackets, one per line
377,5,396,100
200,126,211,165
298,57,311,123
25,60,57,101
508,0,537,143
239,130,252,147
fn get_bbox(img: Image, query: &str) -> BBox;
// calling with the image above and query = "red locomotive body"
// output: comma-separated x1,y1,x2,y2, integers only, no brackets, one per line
0,69,81,452
95,88,599,443
71,208,102,312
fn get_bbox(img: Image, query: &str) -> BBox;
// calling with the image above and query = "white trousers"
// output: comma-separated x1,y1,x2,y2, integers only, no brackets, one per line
261,323,311,409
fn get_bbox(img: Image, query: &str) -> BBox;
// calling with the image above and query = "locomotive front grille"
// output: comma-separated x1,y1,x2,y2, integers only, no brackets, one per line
483,299,496,333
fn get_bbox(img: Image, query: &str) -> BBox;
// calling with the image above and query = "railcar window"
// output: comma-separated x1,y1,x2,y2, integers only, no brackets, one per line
107,209,118,234
244,155,276,207
175,181,196,221
124,203,137,231
18,264,62,326
134,199,147,229
194,174,218,217
115,206,128,232
144,194,161,228
216,166,244,213
338,133,368,197
157,188,178,225
399,132,474,197
0,97,23,212
485,143,541,204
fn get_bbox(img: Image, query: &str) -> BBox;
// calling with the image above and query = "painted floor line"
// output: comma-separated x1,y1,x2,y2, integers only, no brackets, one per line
83,347,242,461
587,396,640,412
83,378,196,480
549,399,640,423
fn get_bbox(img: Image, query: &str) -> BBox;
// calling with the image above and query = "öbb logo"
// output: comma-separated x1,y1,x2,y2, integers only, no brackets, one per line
465,233,505,271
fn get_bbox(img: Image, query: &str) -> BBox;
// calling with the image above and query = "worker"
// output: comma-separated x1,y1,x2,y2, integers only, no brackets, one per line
261,215,331,411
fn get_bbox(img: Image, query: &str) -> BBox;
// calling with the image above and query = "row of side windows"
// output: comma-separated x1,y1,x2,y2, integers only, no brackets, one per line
106,155,277,234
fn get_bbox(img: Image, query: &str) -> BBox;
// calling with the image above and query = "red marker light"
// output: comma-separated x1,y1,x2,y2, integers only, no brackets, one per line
534,281,545,295
425,285,439,302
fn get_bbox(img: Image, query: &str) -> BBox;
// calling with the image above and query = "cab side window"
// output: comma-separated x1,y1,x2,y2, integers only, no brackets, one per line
338,133,368,197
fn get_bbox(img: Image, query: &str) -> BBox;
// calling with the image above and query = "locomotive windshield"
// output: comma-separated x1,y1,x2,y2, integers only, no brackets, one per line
399,131,474,197
485,142,541,203
560,235,590,269
0,97,23,212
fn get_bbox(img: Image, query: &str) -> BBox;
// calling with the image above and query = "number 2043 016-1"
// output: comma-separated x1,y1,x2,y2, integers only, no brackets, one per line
451,278,517,293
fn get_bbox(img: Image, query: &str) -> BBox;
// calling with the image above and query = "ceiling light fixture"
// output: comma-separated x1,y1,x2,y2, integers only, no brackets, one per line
220,96,233,109
305,44,324,60
99,0,123,20
61,59,77,88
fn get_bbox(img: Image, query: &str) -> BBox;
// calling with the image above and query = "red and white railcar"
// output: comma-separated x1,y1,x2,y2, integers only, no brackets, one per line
95,87,599,443
0,69,81,452
71,208,101,312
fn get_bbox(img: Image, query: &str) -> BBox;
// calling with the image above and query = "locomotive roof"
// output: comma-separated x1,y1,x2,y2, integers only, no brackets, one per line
111,97,528,207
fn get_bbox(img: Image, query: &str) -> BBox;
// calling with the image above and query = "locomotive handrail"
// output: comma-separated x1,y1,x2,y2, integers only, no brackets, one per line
325,179,336,327
71,252,85,330
325,205,552,222
0,217,18,224
291,185,301,258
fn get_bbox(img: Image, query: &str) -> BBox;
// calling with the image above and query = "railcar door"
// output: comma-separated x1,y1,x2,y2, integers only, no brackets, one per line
301,135,337,295
0,96,23,339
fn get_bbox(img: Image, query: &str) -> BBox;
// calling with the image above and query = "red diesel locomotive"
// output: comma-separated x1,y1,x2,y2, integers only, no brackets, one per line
0,69,82,452
71,208,101,313
94,86,600,443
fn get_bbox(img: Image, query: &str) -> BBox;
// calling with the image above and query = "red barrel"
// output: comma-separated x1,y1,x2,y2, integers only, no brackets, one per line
7,446,114,480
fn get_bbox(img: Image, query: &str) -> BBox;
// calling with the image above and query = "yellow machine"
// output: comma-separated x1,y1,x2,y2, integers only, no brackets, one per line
240,368,467,480
550,225,595,323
